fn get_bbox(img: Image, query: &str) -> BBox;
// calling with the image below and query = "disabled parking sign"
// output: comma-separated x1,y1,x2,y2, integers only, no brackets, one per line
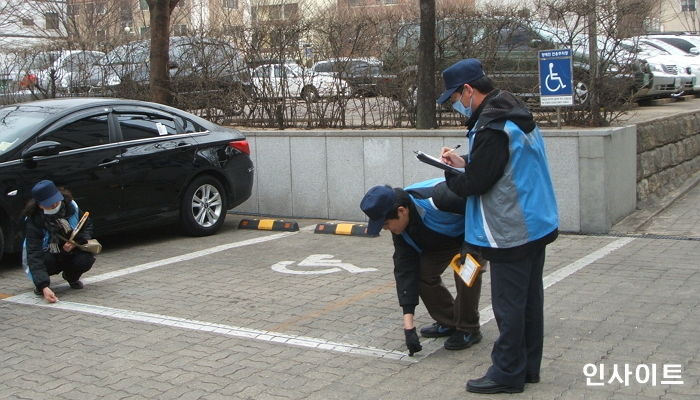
538,49,573,107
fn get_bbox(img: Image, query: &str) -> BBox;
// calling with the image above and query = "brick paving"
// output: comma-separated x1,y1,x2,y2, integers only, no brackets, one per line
1,155,699,398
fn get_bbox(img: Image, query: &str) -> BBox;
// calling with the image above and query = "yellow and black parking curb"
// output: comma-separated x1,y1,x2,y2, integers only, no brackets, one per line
238,218,299,232
314,223,378,237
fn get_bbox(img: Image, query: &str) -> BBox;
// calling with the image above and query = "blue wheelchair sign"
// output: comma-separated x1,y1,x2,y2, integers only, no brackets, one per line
538,49,573,106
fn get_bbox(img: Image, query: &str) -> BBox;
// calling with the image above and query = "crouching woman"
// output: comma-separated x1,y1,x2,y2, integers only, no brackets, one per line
22,180,95,303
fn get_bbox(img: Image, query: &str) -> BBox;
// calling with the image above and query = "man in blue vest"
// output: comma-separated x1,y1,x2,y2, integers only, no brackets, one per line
437,59,559,393
360,178,483,356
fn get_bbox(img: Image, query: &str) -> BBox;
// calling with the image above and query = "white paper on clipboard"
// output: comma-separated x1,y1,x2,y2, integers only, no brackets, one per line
414,151,465,174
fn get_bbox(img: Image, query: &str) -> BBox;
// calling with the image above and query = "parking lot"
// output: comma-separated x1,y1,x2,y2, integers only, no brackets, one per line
2,206,699,399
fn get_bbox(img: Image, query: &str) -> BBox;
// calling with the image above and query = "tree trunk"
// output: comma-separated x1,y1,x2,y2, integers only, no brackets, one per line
146,0,180,105
416,0,436,129
587,0,602,126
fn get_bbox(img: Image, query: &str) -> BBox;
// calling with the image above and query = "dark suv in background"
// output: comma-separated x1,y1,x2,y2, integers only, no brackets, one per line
311,58,397,97
383,18,648,107
90,36,252,117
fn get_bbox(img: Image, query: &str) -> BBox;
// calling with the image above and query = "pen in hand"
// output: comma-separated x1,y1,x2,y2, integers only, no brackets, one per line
441,144,462,164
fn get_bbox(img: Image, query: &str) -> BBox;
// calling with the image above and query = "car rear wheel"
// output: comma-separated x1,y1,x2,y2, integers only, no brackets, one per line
180,175,227,236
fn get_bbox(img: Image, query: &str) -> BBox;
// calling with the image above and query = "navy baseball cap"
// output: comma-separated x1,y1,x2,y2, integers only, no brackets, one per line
436,58,485,104
360,185,395,235
31,180,64,207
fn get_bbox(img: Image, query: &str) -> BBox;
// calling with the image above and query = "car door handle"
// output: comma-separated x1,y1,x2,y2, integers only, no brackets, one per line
98,159,119,167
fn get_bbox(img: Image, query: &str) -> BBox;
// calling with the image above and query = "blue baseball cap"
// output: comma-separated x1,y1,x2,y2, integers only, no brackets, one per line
436,58,485,104
360,185,395,235
31,180,63,207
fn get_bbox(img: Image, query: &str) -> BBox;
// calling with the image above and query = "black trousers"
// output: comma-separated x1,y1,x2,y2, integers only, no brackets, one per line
486,246,546,387
419,247,482,333
44,250,95,283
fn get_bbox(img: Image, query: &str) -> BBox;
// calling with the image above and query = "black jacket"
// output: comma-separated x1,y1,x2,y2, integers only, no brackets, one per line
391,182,464,312
23,200,93,291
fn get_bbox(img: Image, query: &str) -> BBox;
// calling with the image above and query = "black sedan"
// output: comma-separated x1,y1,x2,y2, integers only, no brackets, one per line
0,98,254,261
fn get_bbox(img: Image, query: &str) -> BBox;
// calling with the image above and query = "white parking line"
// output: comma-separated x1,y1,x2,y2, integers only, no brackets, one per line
6,293,411,362
83,231,300,286
418,237,636,357
3,236,635,362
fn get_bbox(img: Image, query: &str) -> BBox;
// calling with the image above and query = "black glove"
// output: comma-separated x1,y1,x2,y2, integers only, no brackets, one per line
404,328,422,356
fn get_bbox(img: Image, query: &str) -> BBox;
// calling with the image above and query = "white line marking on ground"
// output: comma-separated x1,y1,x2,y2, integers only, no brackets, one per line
3,236,635,362
81,231,299,286
5,293,412,362
420,237,635,357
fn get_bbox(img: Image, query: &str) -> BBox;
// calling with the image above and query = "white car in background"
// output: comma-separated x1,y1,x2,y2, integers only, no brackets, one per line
639,37,700,93
18,50,105,95
251,63,350,101
35,50,105,94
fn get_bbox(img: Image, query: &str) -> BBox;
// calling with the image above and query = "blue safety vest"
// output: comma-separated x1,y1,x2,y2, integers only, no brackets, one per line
465,121,559,248
400,178,464,253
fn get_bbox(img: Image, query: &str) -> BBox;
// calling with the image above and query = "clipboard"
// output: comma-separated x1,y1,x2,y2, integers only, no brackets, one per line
414,150,465,174
449,253,481,287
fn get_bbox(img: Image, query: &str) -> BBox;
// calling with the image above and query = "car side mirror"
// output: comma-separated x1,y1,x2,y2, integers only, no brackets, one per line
21,141,62,159
690,47,700,55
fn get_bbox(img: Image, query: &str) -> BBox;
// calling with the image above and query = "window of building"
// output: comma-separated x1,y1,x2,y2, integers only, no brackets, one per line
224,0,238,8
384,0,398,4
139,0,149,10
96,2,106,14
173,24,188,36
68,4,80,15
45,13,59,30
682,0,696,11
140,26,150,38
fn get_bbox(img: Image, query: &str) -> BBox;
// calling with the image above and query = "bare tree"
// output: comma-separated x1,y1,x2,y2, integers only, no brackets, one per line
416,0,436,129
145,0,180,105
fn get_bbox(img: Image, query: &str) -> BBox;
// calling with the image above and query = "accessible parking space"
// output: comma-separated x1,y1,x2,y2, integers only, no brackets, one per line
1,214,699,399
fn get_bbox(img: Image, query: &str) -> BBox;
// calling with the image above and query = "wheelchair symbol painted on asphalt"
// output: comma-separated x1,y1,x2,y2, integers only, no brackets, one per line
271,254,378,275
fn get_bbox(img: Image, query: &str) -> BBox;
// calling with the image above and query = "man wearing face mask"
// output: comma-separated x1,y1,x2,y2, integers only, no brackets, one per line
22,180,96,303
436,59,559,394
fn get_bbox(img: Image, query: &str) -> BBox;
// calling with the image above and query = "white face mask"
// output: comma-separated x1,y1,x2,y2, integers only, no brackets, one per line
43,202,62,215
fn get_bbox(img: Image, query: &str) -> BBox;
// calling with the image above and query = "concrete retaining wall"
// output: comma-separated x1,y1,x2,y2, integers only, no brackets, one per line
236,126,638,233
636,112,700,207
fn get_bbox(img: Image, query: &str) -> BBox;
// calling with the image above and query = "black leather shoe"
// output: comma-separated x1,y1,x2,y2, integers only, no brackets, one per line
68,280,84,289
526,374,540,383
419,322,455,338
34,288,42,296
466,376,524,394
444,330,482,350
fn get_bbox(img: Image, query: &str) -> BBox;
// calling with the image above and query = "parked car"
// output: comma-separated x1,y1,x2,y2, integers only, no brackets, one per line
0,97,254,261
621,39,691,98
637,37,700,93
251,62,350,101
646,34,700,55
386,18,649,107
31,50,105,94
311,58,397,97
90,36,252,116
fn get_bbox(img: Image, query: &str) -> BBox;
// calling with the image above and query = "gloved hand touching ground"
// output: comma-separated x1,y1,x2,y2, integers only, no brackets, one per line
404,327,422,356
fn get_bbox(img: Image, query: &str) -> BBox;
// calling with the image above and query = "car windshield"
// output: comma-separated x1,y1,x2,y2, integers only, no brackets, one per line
0,105,59,156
